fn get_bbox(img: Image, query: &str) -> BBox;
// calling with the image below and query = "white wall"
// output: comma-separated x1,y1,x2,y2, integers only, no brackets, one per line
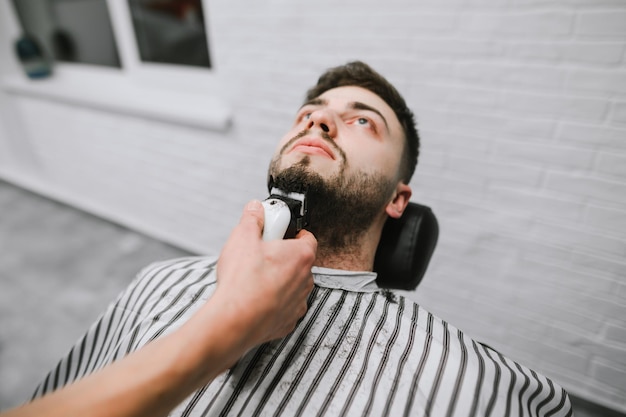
1,0,625,411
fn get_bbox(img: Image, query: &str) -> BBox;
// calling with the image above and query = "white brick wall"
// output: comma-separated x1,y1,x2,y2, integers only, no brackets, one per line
1,0,625,411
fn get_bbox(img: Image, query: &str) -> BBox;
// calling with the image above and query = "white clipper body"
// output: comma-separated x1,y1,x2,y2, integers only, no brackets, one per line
261,198,292,241
261,187,307,241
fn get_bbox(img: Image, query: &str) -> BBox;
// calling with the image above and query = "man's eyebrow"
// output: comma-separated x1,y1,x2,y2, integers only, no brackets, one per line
300,97,327,109
299,97,390,132
350,101,389,132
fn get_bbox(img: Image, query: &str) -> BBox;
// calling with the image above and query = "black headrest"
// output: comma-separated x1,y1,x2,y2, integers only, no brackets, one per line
373,202,439,290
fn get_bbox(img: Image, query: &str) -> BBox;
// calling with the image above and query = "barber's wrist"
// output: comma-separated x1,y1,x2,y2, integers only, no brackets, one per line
209,290,269,347
178,294,260,375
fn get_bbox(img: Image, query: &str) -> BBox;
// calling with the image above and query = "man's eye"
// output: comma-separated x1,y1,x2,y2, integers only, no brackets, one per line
357,117,369,125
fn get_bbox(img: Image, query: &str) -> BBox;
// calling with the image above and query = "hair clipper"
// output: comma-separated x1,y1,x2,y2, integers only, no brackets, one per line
261,188,308,241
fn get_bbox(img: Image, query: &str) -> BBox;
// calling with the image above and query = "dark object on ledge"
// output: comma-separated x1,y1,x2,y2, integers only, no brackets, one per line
14,33,52,79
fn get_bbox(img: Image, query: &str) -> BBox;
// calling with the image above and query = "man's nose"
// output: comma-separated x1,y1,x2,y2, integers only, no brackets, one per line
307,109,337,138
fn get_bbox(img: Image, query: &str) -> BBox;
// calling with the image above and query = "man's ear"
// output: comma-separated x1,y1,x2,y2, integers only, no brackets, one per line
385,182,412,219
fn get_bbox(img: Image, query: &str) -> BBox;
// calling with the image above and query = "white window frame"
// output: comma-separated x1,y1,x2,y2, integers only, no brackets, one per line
2,0,231,132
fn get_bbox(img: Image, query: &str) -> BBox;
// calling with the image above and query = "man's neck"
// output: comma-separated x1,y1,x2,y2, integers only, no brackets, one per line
314,249,373,272
312,226,382,272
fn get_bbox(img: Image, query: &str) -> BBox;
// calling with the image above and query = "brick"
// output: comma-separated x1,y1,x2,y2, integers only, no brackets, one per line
522,239,573,267
529,295,609,336
467,232,532,264
494,140,594,171
508,41,626,65
564,42,626,65
533,220,626,257
546,171,626,206
389,0,466,6
441,110,509,134
405,62,458,86
450,155,544,187
450,244,514,280
440,112,556,145
570,250,626,279
423,129,493,157
591,358,626,389
501,117,557,140
431,198,494,223
596,151,626,179
556,289,622,322
618,282,626,300
413,84,496,111
481,208,536,237
444,86,499,112
487,186,586,222
412,38,505,59
314,11,459,36
513,0,626,5
437,175,488,205
454,62,565,91
586,204,626,235
461,11,573,38
576,11,626,37
517,255,614,294
604,323,626,347
557,123,626,150
395,12,460,34
612,102,626,124
566,69,626,95
507,42,564,62
500,91,609,122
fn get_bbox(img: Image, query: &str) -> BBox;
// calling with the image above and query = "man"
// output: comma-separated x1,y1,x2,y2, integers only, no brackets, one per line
31,62,572,416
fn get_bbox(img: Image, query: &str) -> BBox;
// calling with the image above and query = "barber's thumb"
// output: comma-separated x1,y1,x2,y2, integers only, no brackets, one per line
295,229,318,253
242,199,265,231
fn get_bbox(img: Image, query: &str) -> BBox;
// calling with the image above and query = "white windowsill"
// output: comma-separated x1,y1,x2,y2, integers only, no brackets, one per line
1,73,232,132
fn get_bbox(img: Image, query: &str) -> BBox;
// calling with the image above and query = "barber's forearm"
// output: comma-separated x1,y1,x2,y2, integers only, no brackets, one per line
3,298,251,417
2,338,189,417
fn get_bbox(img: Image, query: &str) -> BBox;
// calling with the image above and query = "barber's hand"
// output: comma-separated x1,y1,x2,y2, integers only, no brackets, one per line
215,200,317,347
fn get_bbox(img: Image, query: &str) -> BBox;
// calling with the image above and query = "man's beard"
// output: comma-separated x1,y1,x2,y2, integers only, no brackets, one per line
268,155,396,250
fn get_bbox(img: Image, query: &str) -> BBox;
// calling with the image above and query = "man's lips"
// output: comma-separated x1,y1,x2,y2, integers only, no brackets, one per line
289,138,336,160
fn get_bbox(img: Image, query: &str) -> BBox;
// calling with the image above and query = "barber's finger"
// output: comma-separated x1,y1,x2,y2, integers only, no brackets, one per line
237,200,264,236
294,229,318,255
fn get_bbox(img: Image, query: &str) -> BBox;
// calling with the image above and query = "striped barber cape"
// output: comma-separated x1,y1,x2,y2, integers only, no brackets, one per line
33,256,572,416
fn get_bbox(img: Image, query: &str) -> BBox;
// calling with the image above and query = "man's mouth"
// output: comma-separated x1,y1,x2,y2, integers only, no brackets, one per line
290,138,336,160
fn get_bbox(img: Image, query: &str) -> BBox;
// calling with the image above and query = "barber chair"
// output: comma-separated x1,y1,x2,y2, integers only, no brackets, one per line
373,202,438,290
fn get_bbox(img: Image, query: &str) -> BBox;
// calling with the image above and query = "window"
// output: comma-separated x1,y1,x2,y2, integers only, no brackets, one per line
5,0,228,132
11,0,212,70
11,0,121,68
128,0,212,68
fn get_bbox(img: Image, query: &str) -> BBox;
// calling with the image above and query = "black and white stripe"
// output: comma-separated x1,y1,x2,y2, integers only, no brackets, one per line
32,256,573,417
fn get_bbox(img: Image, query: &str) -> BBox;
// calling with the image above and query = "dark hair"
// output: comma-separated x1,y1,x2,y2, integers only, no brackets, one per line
305,61,419,183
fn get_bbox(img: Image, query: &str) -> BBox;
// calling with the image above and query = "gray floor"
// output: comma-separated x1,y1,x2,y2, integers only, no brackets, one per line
0,179,623,416
0,179,192,410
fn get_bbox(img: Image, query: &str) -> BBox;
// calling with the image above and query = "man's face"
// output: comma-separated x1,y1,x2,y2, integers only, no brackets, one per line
267,86,407,249
269,86,406,184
